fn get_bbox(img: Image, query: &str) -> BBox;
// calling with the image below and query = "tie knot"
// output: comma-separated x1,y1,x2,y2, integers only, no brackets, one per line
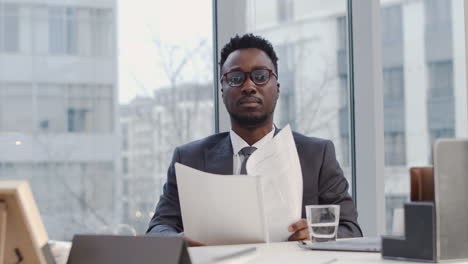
239,146,257,157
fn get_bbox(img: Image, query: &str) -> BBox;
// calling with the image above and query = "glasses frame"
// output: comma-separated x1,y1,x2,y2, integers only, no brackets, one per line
221,69,278,87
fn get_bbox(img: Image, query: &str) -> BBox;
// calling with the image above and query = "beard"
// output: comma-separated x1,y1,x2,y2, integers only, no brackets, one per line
228,110,271,127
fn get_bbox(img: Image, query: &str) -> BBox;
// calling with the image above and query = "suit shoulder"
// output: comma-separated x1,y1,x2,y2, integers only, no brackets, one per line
177,132,229,153
292,131,331,146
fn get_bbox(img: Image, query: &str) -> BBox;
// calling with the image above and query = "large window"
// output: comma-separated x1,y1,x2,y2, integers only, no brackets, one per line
0,1,118,240
118,0,214,234
380,0,467,233
216,0,353,186
215,0,468,236
0,0,214,239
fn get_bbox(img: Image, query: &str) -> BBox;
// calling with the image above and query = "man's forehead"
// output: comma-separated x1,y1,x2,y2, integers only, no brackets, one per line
223,48,274,71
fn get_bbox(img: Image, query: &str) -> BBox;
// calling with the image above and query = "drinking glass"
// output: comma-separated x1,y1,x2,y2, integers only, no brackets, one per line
305,204,340,242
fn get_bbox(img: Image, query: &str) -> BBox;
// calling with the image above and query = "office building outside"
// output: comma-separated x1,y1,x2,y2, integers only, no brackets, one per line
119,84,213,233
0,0,119,240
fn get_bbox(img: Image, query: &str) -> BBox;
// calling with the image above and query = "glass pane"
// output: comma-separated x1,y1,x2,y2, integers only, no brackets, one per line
380,0,467,234
0,0,215,240
0,1,119,241
118,0,214,235
216,0,353,187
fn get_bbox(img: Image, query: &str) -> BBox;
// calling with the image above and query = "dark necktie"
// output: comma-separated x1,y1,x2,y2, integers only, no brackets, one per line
239,146,257,175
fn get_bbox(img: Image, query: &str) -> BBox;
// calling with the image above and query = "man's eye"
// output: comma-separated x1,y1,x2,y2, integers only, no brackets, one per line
229,76,243,83
253,74,268,82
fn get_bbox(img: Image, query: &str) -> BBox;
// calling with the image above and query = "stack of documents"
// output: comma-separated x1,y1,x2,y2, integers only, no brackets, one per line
175,125,303,245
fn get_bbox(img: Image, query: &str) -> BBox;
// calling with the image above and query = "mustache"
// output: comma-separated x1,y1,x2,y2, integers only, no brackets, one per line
237,96,262,105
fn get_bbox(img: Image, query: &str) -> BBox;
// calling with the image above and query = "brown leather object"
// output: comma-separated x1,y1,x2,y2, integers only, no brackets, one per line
410,167,434,201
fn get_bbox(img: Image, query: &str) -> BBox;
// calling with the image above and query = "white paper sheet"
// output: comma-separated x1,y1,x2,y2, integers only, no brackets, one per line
175,163,267,245
246,125,303,242
175,125,303,245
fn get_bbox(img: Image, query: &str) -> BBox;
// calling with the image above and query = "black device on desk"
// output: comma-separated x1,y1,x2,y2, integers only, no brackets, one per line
382,139,468,262
67,235,191,264
66,235,258,264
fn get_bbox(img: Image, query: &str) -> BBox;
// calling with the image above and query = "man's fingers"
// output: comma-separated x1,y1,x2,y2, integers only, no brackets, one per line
288,219,308,232
287,219,309,241
288,228,309,241
188,240,206,247
183,236,206,247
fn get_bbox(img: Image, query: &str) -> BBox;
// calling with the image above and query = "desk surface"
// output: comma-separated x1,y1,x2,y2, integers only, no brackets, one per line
50,239,468,264
189,241,446,264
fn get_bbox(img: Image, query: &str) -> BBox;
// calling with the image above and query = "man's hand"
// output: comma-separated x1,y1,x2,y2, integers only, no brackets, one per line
287,219,309,241
182,235,206,247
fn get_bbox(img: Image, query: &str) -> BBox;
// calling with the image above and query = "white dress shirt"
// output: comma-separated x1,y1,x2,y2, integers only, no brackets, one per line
229,126,275,175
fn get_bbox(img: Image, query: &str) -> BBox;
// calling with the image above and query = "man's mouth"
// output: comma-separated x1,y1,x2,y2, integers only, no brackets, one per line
238,97,262,106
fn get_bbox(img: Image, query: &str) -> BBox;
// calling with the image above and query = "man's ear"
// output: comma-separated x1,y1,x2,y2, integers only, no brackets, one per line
276,83,280,98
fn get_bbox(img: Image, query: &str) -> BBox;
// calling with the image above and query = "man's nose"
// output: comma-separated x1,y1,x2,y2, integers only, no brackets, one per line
240,77,258,94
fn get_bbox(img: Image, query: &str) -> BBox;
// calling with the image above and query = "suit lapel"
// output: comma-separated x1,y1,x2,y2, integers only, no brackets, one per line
204,134,233,175
203,127,297,175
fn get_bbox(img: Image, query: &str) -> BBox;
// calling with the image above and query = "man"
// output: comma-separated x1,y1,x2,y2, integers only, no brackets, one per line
147,34,362,245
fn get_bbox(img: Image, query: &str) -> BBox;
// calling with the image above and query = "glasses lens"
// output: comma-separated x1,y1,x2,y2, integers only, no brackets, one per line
226,71,245,87
251,69,270,85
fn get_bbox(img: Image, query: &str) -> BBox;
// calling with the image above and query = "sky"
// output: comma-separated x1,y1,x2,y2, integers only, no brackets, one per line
117,0,213,104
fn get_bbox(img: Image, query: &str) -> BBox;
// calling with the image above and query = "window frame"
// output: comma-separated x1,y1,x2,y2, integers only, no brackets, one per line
347,0,386,236
212,0,387,236
213,0,468,237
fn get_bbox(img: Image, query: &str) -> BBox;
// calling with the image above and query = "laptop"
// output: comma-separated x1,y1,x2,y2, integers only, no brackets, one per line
298,237,381,252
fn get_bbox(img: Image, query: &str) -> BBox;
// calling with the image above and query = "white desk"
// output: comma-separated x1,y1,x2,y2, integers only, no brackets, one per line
189,241,462,264
51,239,468,263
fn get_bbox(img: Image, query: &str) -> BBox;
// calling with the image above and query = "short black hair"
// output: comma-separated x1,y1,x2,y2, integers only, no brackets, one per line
219,34,278,75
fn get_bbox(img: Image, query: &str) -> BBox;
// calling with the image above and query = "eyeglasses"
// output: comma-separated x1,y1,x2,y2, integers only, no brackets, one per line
221,69,278,87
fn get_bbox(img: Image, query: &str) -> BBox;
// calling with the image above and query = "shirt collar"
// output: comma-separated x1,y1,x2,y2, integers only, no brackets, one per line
230,125,276,155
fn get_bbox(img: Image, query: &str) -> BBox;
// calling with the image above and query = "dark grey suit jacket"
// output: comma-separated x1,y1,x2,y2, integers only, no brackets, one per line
146,131,362,238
